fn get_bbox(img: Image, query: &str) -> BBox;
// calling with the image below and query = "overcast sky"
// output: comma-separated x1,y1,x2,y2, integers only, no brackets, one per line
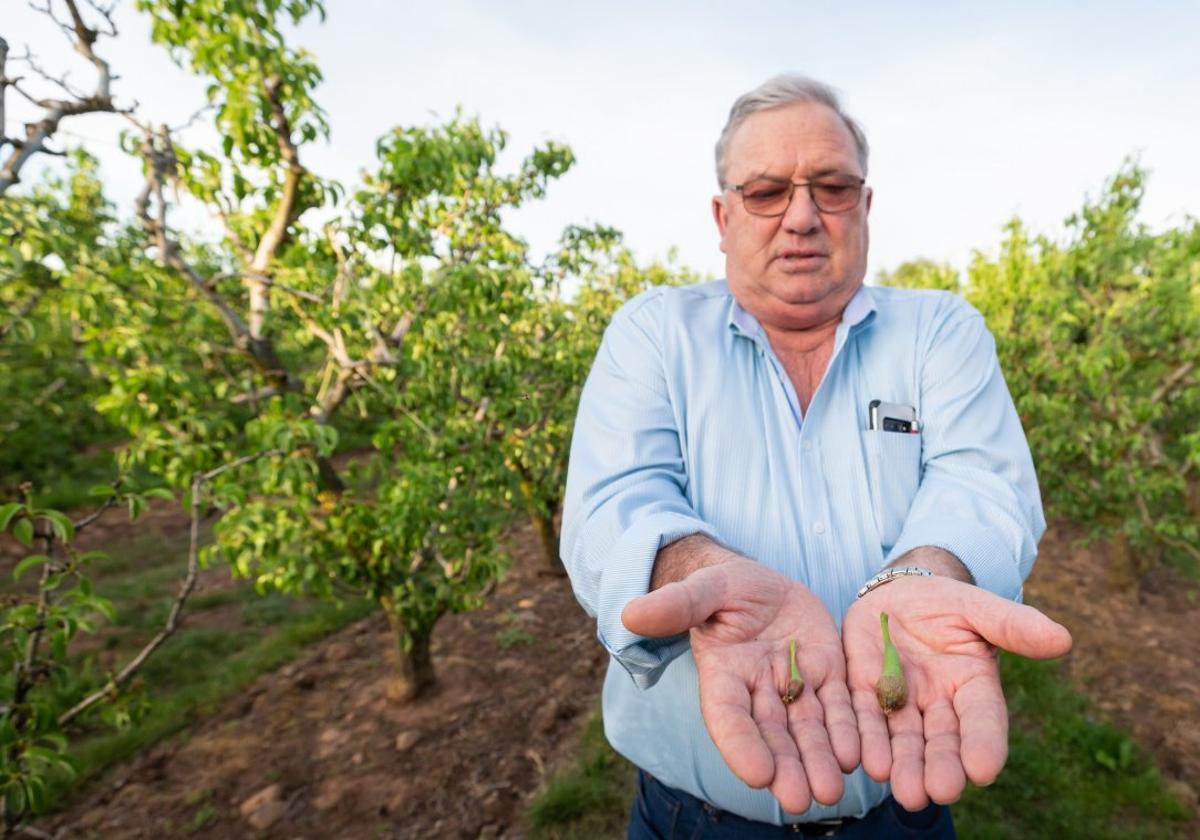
5,0,1199,281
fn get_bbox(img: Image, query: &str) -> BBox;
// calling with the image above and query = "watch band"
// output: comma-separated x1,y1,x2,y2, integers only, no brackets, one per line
856,565,934,599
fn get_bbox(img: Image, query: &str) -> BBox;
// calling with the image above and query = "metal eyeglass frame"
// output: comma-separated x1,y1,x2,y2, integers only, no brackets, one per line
724,175,867,217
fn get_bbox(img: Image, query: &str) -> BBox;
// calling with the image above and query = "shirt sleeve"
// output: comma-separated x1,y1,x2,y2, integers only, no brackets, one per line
560,291,719,689
885,300,1046,602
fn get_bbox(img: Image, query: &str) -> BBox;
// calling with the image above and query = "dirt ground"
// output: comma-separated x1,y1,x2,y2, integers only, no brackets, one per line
28,517,607,840
21,516,1200,839
1024,527,1200,817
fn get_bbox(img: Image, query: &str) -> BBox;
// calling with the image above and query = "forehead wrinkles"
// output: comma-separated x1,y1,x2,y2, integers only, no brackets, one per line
725,103,860,182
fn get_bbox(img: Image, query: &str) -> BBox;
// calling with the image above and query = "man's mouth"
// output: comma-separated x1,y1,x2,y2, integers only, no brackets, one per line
774,248,828,267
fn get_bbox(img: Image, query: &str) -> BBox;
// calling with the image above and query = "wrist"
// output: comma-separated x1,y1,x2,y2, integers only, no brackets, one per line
651,533,740,590
888,546,974,585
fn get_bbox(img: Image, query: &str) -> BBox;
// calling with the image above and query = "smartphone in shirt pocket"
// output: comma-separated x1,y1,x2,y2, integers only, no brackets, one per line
865,400,923,550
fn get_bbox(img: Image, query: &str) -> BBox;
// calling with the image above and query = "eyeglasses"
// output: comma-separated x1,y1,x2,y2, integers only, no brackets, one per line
725,174,866,217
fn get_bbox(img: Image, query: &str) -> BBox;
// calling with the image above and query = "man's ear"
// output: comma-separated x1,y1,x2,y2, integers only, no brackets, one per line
864,186,873,216
712,195,729,249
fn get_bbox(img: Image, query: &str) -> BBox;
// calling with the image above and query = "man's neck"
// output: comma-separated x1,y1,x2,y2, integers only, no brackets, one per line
760,314,841,358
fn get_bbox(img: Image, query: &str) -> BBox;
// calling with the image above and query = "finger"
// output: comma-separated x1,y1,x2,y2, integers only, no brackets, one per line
621,566,726,637
816,678,860,773
752,687,811,813
788,690,844,806
922,699,966,804
887,703,929,811
959,590,1073,659
851,686,891,783
699,666,775,789
955,673,1009,785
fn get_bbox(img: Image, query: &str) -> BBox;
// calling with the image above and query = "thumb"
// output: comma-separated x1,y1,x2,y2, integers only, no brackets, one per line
621,565,727,638
962,587,1073,659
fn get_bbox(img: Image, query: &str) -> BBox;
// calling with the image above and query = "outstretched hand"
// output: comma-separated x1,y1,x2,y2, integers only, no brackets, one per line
622,558,859,814
844,576,1073,810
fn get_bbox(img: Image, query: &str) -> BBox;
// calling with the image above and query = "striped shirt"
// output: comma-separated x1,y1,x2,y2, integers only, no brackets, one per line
560,279,1044,824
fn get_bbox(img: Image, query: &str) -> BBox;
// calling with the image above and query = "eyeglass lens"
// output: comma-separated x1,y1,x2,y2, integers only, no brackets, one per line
741,177,862,215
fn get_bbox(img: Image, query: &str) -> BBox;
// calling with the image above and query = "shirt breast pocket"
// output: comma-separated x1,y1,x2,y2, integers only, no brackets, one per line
864,431,923,551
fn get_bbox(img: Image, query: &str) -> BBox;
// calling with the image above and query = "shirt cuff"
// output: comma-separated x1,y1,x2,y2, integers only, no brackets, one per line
594,511,721,690
886,517,1024,602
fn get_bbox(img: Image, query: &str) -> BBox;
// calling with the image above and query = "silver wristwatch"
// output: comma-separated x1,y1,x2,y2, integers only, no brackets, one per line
856,565,934,599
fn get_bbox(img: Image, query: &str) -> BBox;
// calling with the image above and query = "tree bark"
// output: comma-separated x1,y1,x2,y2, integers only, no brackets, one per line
380,597,435,703
529,507,563,577
517,477,563,576
1106,529,1136,591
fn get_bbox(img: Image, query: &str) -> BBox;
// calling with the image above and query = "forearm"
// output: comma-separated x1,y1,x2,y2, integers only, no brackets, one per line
888,545,975,585
650,533,740,590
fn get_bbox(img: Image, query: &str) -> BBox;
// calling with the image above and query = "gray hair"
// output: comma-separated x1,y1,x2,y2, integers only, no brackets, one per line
714,74,869,186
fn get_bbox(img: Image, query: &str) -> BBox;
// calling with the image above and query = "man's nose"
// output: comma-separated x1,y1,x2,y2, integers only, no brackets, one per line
781,184,821,234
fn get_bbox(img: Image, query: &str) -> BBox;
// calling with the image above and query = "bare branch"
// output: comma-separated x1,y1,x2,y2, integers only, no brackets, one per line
0,0,126,195
168,102,214,134
20,49,90,100
0,37,8,150
309,310,416,425
72,486,121,532
1135,492,1200,564
15,530,58,714
1151,360,1196,404
31,376,66,407
245,74,306,340
248,271,324,303
327,225,350,312
59,449,284,727
132,124,290,384
229,382,304,405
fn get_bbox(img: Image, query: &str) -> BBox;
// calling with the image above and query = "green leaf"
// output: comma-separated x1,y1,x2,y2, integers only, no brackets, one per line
13,517,34,547
38,510,74,543
25,776,47,813
13,554,48,581
6,782,27,820
0,502,22,531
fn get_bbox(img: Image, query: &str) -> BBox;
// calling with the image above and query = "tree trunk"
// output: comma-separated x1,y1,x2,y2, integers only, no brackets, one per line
529,506,564,576
517,477,563,576
1106,529,1136,591
380,597,434,703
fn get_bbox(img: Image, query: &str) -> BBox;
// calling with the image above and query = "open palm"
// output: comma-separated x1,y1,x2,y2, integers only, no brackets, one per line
622,557,859,814
843,576,1073,811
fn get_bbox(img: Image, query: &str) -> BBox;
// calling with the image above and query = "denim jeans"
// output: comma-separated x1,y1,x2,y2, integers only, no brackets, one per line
627,770,956,839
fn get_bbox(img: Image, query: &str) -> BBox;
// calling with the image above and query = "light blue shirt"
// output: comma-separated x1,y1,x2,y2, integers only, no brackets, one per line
560,279,1045,824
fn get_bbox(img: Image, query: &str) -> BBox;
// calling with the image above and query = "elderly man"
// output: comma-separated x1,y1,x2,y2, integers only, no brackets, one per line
561,74,1072,838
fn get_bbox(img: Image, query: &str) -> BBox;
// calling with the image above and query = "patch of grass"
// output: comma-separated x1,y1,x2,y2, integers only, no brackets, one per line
241,589,306,626
60,595,376,797
495,611,537,649
22,519,379,814
527,707,633,839
6,475,394,824
497,626,536,649
186,802,215,834
525,656,1192,839
955,653,1191,839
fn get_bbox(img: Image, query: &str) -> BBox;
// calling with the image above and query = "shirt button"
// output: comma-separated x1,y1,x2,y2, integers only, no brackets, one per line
813,522,826,535
802,440,813,451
